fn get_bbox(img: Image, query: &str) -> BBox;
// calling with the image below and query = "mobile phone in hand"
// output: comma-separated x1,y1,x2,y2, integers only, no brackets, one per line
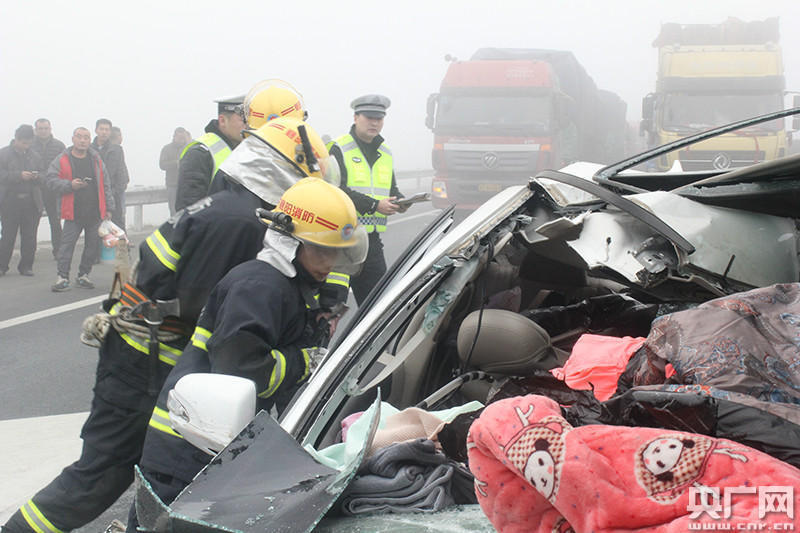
83,177,94,183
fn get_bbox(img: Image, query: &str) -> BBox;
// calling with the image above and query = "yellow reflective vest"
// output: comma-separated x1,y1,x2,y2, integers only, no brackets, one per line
180,132,232,191
330,134,393,233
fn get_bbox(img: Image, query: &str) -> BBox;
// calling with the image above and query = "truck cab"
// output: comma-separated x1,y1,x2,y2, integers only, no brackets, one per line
426,59,565,209
640,18,793,171
427,48,626,210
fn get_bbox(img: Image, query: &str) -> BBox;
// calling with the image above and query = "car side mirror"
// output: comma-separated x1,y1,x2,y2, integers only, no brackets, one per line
425,93,438,130
167,373,256,456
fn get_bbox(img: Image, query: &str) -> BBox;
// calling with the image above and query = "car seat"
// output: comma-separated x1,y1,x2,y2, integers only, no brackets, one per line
456,309,570,402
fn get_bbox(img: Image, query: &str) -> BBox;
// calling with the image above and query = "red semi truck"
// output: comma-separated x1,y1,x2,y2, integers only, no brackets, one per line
426,48,627,209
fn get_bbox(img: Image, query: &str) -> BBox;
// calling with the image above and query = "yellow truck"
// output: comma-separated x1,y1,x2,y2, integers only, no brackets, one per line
640,18,797,171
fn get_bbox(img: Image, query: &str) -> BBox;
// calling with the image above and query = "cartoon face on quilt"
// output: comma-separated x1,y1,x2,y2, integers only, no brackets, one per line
524,443,557,499
504,410,571,503
635,434,715,502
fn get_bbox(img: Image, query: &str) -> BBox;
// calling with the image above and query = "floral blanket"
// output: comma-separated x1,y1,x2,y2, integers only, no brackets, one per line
467,394,800,532
625,282,800,409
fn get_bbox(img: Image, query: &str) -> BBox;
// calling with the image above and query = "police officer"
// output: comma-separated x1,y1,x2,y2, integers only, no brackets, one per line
328,94,406,305
2,118,341,533
125,178,367,531
174,95,246,211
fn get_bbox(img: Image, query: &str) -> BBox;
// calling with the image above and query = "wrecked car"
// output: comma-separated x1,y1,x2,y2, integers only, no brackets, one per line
135,108,800,532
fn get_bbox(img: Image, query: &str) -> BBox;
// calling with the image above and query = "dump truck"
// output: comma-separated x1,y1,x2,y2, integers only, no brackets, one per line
425,48,627,209
640,17,797,171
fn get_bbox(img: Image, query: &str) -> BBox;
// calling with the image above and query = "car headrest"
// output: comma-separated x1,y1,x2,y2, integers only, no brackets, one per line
457,309,567,374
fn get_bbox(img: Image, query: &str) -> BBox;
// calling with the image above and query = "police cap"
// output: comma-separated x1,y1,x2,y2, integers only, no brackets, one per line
214,94,245,115
351,94,391,118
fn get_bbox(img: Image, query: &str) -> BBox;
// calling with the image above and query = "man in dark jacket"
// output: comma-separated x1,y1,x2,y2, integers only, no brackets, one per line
0,124,45,276
175,97,245,211
46,127,114,291
125,178,366,532
1,118,340,533
92,118,129,230
160,127,190,215
30,118,66,257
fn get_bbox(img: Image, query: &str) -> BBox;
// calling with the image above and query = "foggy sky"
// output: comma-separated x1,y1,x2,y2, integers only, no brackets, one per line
2,0,798,188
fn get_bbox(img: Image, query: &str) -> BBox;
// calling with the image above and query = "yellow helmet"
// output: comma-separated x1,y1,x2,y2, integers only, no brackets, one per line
245,117,338,183
259,178,368,271
245,79,306,129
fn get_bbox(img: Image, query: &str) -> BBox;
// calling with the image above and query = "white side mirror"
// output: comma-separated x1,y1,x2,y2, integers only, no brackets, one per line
167,373,256,456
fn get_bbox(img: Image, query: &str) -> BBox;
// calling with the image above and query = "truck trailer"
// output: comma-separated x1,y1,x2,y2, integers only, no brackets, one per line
425,48,627,209
640,17,796,171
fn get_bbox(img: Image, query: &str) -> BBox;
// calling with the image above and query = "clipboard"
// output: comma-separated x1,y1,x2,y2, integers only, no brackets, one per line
393,192,431,208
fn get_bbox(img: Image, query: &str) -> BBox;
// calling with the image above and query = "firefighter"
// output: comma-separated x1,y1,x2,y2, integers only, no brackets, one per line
125,178,367,531
2,118,340,533
327,94,407,305
175,95,246,211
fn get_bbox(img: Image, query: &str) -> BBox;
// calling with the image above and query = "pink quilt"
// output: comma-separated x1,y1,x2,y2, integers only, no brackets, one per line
467,394,800,532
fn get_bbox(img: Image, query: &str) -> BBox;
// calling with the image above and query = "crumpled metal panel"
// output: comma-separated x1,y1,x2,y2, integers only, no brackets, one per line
549,191,798,287
136,397,381,533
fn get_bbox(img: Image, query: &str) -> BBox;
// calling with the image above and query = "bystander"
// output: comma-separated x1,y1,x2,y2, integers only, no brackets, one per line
0,124,45,276
159,127,191,215
30,118,66,257
92,118,129,230
46,127,113,291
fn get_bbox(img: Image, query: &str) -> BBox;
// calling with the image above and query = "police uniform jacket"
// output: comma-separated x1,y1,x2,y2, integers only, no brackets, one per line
175,119,235,211
140,258,321,484
328,125,403,214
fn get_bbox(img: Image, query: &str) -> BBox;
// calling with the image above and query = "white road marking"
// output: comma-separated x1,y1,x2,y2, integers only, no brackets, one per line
0,412,88,521
0,295,106,331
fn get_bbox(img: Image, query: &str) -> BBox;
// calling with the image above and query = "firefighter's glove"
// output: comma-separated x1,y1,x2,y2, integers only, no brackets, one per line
305,310,332,348
304,346,328,376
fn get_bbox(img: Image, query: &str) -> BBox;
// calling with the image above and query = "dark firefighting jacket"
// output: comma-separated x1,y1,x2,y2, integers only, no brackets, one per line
96,183,267,409
139,258,321,483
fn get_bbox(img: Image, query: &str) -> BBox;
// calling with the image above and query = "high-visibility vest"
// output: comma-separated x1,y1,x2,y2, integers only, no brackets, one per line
180,132,232,191
330,134,393,233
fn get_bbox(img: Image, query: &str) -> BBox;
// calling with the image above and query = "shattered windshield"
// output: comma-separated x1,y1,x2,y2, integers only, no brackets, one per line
661,93,784,132
435,94,552,135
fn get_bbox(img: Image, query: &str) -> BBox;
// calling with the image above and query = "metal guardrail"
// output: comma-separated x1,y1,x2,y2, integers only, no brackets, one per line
125,170,432,231
126,186,168,230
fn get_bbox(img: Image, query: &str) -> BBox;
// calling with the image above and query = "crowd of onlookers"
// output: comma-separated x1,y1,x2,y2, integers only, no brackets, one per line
0,118,129,290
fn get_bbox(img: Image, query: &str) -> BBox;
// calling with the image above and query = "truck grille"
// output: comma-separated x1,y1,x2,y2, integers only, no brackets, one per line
445,149,539,173
678,150,765,171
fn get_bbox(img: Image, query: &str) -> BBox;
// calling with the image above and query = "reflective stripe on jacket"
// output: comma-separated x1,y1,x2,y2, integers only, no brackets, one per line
109,302,184,366
180,132,232,191
332,134,393,233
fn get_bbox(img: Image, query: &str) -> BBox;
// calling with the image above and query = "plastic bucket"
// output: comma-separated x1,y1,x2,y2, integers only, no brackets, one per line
100,244,116,263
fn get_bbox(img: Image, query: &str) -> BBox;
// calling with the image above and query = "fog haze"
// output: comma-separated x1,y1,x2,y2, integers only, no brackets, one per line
2,0,798,187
